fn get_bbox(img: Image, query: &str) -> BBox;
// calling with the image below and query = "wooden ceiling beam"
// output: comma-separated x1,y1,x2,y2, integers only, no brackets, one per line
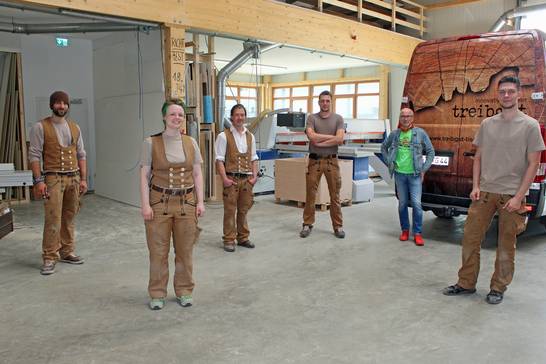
11,0,421,65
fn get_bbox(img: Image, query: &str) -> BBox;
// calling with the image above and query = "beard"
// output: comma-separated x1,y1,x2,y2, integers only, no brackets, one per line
52,108,67,117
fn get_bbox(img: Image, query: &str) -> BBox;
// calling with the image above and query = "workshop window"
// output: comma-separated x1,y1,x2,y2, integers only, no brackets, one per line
273,80,381,119
225,84,259,119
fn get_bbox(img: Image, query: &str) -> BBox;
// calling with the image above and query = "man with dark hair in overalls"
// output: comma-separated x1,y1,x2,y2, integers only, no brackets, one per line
215,104,259,252
300,90,346,239
29,91,87,275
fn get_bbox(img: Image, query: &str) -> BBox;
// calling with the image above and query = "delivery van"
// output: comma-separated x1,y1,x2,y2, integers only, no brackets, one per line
401,29,546,225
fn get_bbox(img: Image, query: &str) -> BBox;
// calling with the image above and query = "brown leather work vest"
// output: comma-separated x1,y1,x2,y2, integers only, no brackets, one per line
224,128,252,173
41,118,79,172
150,133,195,189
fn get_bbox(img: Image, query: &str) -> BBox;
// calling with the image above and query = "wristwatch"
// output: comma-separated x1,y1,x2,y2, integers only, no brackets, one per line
33,175,45,185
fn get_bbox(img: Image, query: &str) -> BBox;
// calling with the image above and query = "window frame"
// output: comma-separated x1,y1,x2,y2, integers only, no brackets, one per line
272,79,381,119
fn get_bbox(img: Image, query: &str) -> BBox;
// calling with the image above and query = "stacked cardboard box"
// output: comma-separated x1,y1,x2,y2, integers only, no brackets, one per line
275,158,353,205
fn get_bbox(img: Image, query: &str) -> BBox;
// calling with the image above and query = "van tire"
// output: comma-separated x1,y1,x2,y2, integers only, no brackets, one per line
432,209,453,219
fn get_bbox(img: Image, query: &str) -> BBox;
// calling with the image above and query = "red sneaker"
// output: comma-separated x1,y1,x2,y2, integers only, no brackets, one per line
414,234,424,246
399,230,410,241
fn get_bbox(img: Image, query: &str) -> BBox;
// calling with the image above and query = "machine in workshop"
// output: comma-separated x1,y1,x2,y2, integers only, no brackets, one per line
249,111,391,201
0,164,33,239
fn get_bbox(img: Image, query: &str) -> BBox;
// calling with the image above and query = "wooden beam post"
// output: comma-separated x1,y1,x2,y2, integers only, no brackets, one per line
391,0,397,32
420,7,424,38
192,33,201,124
357,0,362,22
379,65,389,120
163,24,185,101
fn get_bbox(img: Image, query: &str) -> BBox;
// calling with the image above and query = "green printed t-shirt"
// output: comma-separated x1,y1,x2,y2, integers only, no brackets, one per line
395,130,414,174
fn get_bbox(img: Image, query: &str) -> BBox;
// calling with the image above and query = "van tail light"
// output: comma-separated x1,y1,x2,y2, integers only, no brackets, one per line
534,124,546,183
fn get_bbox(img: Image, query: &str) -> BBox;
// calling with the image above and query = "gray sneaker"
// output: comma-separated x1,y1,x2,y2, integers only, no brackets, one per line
149,298,165,310
177,295,193,307
486,290,504,304
300,225,312,238
40,261,56,275
334,228,345,239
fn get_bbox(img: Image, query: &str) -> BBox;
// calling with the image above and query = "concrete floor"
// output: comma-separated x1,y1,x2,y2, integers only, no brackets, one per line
1,182,546,364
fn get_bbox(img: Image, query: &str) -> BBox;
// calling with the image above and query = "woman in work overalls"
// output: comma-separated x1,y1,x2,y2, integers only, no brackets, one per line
140,99,205,310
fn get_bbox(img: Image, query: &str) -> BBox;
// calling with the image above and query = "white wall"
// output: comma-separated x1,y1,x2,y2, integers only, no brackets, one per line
0,33,96,190
389,66,408,130
93,30,164,207
0,33,21,52
426,0,516,40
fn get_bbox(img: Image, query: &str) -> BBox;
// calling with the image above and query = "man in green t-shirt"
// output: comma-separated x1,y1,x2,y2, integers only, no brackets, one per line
381,108,435,246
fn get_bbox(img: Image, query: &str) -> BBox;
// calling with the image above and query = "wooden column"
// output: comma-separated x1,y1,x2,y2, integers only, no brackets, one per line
163,24,185,101
357,0,362,22
391,0,397,32
379,65,390,120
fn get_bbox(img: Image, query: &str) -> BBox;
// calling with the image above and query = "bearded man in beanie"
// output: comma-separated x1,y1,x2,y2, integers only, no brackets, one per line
29,91,88,275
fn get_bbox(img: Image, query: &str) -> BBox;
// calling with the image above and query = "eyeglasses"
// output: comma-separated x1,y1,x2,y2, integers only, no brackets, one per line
400,115,413,118
498,89,517,95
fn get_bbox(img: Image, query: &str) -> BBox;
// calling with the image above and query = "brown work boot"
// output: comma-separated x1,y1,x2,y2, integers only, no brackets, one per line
60,254,85,264
40,260,56,275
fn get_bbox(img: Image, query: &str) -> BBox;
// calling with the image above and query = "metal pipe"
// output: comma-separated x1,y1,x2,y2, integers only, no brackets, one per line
0,1,159,28
58,9,159,28
0,21,146,34
216,42,281,131
490,2,546,32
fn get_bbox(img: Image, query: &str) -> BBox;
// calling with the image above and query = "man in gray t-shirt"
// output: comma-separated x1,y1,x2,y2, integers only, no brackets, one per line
300,91,346,239
443,76,546,304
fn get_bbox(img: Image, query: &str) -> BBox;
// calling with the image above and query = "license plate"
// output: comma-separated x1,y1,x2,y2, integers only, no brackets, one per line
423,155,450,166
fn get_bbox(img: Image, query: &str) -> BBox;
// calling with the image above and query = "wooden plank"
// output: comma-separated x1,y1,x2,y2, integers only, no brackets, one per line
395,18,425,31
426,0,483,11
420,7,424,38
396,5,427,20
379,65,389,120
391,0,396,32
361,8,392,22
192,33,201,141
162,24,185,100
398,0,425,9
323,0,357,12
365,0,391,10
14,0,421,66
357,0,362,22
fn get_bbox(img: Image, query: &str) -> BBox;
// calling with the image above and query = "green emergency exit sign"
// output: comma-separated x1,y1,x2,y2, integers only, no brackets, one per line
55,37,69,47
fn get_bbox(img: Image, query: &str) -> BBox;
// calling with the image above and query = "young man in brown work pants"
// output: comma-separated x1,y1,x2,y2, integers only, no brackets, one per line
443,76,545,304
300,90,346,239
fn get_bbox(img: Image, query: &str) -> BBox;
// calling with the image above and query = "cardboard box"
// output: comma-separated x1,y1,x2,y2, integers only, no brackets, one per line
275,158,353,205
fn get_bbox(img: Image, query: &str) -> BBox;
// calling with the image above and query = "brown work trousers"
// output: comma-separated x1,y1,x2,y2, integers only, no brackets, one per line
42,174,81,262
223,176,254,244
457,192,527,293
145,189,201,299
303,157,343,229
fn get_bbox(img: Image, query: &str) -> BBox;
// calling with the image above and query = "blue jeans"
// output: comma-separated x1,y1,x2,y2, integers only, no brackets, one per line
394,172,423,234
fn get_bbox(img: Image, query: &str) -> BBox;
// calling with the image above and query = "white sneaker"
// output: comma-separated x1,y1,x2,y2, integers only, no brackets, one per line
149,298,165,310
177,295,193,307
